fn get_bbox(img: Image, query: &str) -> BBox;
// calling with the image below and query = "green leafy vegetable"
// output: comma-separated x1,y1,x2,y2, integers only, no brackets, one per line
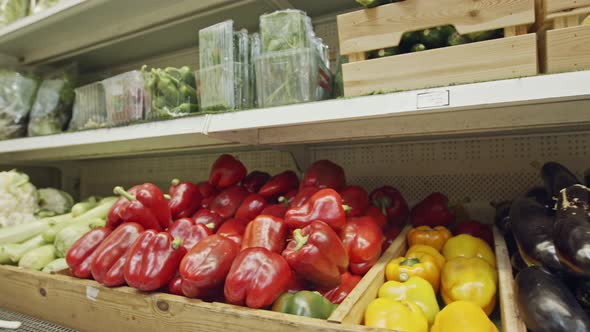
31,0,60,14
260,10,313,53
143,65,198,119
0,70,39,140
0,0,28,27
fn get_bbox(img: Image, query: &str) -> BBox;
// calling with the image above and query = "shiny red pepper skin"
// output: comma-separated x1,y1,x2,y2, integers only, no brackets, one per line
216,218,249,246
289,187,319,208
201,196,215,209
168,180,202,220
258,171,299,198
209,185,249,219
209,154,247,189
241,215,288,253
168,217,213,251
66,227,113,279
301,160,346,191
179,235,240,298
167,276,184,296
90,222,145,286
381,225,402,253
192,208,225,232
369,186,409,227
197,181,218,200
285,189,347,231
287,273,311,293
340,217,384,275
107,183,171,231
235,194,267,222
318,272,362,304
123,230,187,291
241,171,271,193
365,205,388,229
224,247,292,308
260,204,289,219
410,192,455,227
340,186,370,217
454,220,494,247
282,220,349,288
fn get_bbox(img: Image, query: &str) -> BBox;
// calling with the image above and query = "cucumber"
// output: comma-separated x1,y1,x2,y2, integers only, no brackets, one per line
400,31,421,52
368,47,400,59
466,29,502,42
419,28,447,49
447,32,470,46
410,43,427,52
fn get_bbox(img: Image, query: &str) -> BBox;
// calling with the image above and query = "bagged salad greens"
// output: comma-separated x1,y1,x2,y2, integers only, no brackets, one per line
27,65,77,136
260,9,313,53
143,65,198,120
31,0,61,14
0,69,38,140
68,81,107,131
0,0,28,28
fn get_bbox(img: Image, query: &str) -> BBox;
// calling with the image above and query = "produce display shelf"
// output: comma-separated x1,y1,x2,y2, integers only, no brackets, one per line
0,307,75,332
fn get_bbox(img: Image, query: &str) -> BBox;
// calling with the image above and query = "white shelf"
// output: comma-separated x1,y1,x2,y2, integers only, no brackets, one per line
207,71,590,145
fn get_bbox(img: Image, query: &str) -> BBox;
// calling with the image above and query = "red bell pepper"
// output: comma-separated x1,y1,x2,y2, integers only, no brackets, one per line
192,208,225,232
124,230,187,291
381,225,402,253
168,179,202,220
224,247,292,308
258,171,299,198
288,187,319,208
285,188,347,231
179,235,239,298
66,227,113,279
260,204,289,219
318,272,362,304
167,276,183,296
168,217,213,251
197,181,218,199
340,217,384,275
235,193,267,222
340,186,370,217
365,205,387,229
90,222,144,286
301,160,346,191
287,273,310,293
242,171,271,193
216,218,249,246
241,215,288,253
410,192,455,227
282,220,349,288
107,183,171,231
369,186,409,227
209,154,247,189
201,196,215,209
454,220,494,247
209,185,249,219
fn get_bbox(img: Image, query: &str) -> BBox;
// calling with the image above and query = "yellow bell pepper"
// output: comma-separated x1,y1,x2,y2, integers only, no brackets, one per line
406,244,445,270
386,255,440,292
442,234,496,267
378,276,440,325
407,226,452,251
364,298,428,332
431,301,499,332
441,257,498,315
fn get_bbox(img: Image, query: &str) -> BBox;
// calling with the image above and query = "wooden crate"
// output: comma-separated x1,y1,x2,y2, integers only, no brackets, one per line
536,0,590,73
337,0,538,97
330,226,527,332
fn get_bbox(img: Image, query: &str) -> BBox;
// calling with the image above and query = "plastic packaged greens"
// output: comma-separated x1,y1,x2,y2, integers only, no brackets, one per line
27,66,76,136
103,70,148,126
31,0,61,14
199,20,234,69
143,66,198,120
68,81,107,131
0,0,28,28
260,10,313,53
0,70,38,140
249,33,260,108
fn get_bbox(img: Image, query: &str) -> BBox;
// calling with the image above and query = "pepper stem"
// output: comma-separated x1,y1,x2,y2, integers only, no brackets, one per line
373,196,392,216
163,194,171,200
399,272,410,282
113,186,136,201
171,178,180,186
205,223,215,230
292,229,309,251
172,237,183,250
400,257,420,267
278,196,289,207
342,205,352,213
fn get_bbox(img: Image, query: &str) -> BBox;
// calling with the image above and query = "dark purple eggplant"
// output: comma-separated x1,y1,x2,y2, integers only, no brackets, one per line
554,184,590,276
492,200,511,233
511,251,527,275
574,279,590,311
516,266,590,332
509,196,564,273
525,186,553,213
537,161,580,200
585,168,590,187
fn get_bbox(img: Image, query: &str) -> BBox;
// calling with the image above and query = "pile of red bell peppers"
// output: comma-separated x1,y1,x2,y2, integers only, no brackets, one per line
66,154,481,314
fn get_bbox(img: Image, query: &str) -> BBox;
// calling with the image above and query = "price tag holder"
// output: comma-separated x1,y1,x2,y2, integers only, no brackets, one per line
416,90,450,109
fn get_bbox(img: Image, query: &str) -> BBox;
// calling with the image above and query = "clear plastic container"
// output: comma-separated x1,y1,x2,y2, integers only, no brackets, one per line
0,70,38,140
199,20,235,69
249,33,261,108
259,9,314,53
143,66,198,120
103,70,148,126
68,81,107,131
254,48,333,108
196,61,250,112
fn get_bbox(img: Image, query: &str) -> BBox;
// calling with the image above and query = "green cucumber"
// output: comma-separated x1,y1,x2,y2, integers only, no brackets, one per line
410,43,427,52
466,29,502,42
447,32,470,46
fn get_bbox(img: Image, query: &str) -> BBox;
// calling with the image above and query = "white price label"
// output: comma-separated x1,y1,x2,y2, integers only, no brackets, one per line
416,90,450,109
86,286,99,301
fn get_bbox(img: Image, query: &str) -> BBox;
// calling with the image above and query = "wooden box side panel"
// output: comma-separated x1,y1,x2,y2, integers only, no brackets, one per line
546,25,590,73
328,226,410,325
337,0,536,55
342,34,538,97
545,0,590,14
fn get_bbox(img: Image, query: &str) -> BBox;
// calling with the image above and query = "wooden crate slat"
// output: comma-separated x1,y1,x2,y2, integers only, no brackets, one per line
342,35,537,97
338,0,536,55
546,24,590,73
546,0,590,13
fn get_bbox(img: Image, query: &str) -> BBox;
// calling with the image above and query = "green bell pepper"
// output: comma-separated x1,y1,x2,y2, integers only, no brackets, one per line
272,291,337,319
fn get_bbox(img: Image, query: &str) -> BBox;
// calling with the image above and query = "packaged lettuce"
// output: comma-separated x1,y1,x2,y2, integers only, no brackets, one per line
0,0,28,27
0,70,38,140
259,9,313,53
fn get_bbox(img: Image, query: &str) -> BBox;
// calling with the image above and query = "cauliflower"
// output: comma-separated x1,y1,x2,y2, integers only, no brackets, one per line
0,170,39,227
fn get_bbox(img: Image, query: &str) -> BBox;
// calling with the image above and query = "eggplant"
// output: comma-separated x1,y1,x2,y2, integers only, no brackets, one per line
525,186,553,213
554,184,590,276
585,168,590,187
516,267,590,332
511,251,528,275
492,200,511,233
574,279,590,311
538,161,580,200
509,196,564,272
